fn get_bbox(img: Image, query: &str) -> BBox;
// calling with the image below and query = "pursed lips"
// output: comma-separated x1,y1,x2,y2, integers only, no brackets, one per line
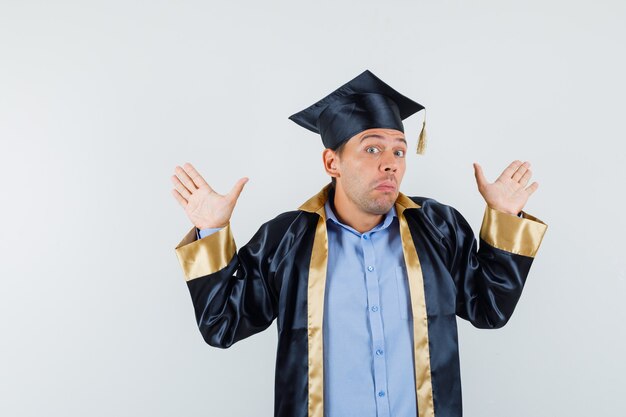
374,179,397,192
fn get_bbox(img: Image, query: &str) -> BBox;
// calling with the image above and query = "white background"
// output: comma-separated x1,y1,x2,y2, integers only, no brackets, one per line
1,1,625,416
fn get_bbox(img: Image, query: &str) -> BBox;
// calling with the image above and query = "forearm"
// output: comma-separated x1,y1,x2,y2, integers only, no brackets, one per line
453,206,547,328
175,224,277,348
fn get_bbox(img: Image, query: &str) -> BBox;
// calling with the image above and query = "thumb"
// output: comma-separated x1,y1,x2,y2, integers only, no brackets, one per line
227,177,249,202
473,163,488,189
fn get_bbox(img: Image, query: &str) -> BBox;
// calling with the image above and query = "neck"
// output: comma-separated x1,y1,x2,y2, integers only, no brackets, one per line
331,186,387,234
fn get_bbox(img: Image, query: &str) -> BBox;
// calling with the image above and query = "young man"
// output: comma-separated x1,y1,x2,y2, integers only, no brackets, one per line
171,70,547,417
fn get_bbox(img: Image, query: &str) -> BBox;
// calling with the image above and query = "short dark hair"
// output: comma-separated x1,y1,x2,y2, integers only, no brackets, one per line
330,142,346,188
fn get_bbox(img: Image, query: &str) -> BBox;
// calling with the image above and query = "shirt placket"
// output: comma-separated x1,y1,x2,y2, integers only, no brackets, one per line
361,231,391,417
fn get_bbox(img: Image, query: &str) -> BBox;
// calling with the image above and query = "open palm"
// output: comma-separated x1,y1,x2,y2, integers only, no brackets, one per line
473,160,539,216
171,162,248,229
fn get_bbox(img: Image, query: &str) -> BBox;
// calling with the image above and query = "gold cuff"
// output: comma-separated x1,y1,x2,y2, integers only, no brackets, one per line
174,225,236,281
479,206,547,258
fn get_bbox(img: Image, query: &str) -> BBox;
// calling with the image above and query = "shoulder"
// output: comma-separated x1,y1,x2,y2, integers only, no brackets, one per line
249,210,317,246
259,210,316,231
239,209,318,264
403,196,472,240
405,196,464,220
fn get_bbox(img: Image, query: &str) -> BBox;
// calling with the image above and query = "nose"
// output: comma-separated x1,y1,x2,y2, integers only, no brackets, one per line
380,151,398,172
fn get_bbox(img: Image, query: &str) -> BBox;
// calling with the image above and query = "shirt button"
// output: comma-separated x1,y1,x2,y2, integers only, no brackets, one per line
378,390,386,397
363,234,369,240
371,305,379,312
376,349,384,356
367,266,374,272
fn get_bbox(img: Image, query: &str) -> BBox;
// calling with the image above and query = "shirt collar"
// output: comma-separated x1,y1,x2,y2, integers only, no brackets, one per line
324,199,397,237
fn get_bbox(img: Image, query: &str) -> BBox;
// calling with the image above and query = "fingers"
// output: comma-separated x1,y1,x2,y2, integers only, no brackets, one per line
512,161,531,182
227,177,249,202
174,162,214,195
182,162,211,191
171,175,192,199
519,167,533,187
171,189,188,207
473,162,488,189
525,181,539,196
499,160,524,181
174,165,199,193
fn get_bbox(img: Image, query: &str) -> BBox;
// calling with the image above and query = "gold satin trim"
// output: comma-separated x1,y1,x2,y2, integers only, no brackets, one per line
396,200,435,417
395,192,421,210
306,205,328,417
297,185,331,417
299,187,427,417
174,224,236,281
480,206,548,258
298,184,331,213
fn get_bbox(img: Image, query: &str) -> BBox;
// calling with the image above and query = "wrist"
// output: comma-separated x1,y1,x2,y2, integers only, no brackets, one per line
197,222,228,229
487,205,520,217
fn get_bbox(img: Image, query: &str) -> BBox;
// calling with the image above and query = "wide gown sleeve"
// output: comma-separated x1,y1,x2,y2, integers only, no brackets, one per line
436,205,548,329
174,221,281,348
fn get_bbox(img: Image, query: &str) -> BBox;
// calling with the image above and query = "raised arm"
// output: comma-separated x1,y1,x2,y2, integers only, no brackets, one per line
171,163,279,348
446,161,547,328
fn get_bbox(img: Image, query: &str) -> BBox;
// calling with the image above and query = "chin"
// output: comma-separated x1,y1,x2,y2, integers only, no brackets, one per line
366,195,396,215
377,189,398,202
348,188,397,215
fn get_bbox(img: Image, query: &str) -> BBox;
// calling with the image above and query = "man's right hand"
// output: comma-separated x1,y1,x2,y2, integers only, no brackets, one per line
171,162,248,229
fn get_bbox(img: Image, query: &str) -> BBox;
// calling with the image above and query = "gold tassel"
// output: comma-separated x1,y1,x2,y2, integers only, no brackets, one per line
416,115,427,155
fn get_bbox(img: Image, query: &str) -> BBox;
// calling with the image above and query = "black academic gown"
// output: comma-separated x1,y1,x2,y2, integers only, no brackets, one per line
174,185,547,417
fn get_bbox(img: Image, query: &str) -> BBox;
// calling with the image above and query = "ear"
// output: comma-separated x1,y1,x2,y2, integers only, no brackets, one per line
322,148,340,179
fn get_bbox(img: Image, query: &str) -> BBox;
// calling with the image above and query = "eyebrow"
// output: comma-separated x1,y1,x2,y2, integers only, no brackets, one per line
359,134,407,145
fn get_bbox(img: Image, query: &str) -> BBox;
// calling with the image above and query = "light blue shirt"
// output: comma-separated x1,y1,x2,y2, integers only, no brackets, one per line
322,200,416,417
198,202,416,417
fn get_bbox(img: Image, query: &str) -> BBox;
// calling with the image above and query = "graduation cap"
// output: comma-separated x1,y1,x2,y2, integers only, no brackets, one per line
289,70,427,154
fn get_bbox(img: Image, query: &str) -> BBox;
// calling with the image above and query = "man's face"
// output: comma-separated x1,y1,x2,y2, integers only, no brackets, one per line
333,128,407,215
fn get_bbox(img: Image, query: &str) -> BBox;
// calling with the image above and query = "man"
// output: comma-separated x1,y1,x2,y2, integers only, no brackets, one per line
171,70,547,417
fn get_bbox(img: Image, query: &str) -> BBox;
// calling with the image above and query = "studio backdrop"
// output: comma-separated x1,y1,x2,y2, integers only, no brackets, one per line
1,1,625,416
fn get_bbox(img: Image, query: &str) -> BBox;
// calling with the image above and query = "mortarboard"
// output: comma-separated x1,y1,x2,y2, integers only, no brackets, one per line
289,70,427,153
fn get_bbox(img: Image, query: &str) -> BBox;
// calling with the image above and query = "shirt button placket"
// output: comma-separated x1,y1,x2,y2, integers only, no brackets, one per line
362,232,390,417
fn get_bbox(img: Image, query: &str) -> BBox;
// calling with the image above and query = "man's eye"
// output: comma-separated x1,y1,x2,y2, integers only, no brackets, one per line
395,150,405,157
366,147,379,154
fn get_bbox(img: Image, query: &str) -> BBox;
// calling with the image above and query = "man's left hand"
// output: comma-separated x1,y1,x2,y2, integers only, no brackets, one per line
473,160,539,216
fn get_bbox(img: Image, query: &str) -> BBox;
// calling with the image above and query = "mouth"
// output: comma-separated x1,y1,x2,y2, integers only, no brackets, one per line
374,180,397,192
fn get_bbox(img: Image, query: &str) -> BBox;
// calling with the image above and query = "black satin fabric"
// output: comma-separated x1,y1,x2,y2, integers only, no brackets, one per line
288,70,424,150
405,198,533,417
317,93,404,149
186,197,535,417
187,210,317,417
